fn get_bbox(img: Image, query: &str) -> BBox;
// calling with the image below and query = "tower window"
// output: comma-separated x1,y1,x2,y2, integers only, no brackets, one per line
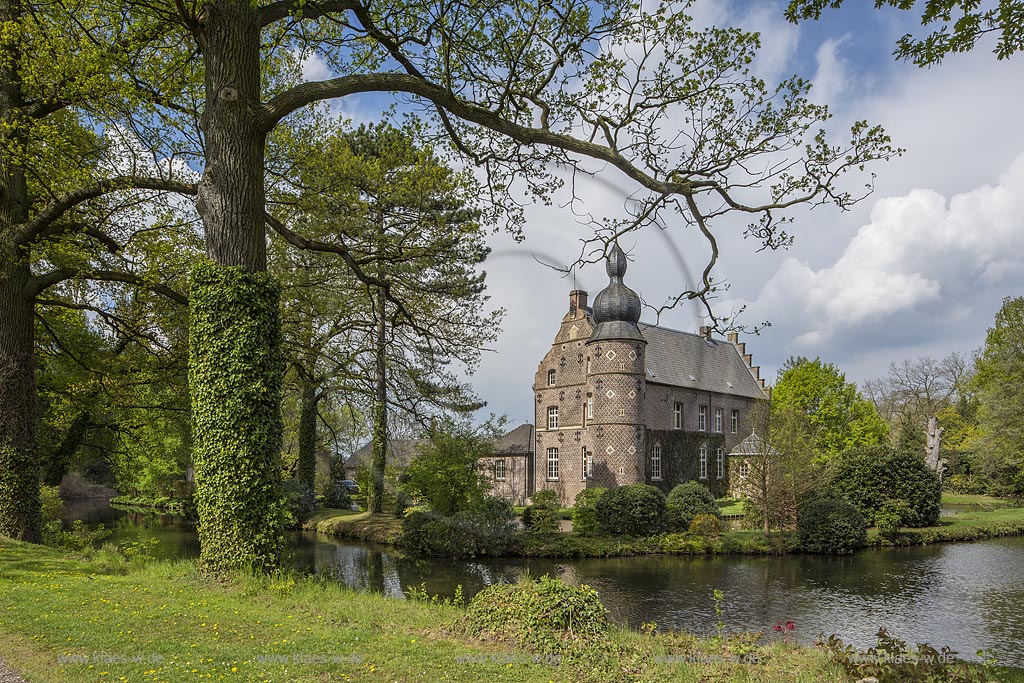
698,405,707,431
548,369,556,386
699,444,708,479
731,409,739,434
739,462,749,478
581,447,592,480
587,395,594,421
651,444,662,481
547,447,559,481
715,407,723,433
547,406,559,430
673,402,682,430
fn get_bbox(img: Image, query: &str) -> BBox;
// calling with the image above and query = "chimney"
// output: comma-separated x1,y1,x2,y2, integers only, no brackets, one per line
727,332,738,344
569,289,588,314
698,325,712,339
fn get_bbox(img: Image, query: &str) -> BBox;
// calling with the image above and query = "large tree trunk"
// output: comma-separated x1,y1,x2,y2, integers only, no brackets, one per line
369,287,388,514
296,380,318,492
189,0,283,571
0,0,41,542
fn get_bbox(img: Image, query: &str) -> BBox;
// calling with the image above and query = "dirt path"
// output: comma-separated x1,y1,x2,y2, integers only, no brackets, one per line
0,660,26,683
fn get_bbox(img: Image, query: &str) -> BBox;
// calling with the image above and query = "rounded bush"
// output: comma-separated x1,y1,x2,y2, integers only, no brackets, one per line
797,497,867,554
400,507,517,557
571,487,607,537
666,481,721,531
827,446,941,527
461,575,608,653
524,489,561,533
688,513,722,538
595,484,666,536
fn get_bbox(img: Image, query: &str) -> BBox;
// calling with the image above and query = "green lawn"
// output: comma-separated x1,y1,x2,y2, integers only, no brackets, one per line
0,539,877,683
717,499,747,516
302,509,402,544
940,492,1016,508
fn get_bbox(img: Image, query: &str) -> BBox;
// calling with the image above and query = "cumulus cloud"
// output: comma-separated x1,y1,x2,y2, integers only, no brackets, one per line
741,154,1024,352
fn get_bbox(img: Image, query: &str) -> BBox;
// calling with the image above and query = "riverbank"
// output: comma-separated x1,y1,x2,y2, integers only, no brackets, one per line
110,495,193,517
307,499,1024,558
1,539,1015,683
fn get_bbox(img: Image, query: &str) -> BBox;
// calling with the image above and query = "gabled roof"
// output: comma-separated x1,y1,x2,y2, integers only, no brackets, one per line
491,423,534,455
638,324,765,398
345,439,428,470
729,432,778,456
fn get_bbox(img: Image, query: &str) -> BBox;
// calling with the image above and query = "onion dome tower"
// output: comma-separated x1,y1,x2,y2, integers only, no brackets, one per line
584,243,647,488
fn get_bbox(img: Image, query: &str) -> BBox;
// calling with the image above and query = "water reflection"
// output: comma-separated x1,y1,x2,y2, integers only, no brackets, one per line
74,501,1024,666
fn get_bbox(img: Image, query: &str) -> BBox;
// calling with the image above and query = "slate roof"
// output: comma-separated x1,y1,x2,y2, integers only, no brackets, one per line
490,423,534,456
638,324,766,399
729,432,778,456
345,438,428,470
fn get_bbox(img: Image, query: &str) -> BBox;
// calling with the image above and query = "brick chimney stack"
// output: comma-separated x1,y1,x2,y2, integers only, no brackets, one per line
569,289,588,314
698,325,712,338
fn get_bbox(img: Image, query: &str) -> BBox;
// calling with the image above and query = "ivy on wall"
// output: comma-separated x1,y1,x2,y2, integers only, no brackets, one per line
645,429,728,498
189,260,285,572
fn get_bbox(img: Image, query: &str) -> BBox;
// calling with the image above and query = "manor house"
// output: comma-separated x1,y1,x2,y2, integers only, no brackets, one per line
481,243,769,506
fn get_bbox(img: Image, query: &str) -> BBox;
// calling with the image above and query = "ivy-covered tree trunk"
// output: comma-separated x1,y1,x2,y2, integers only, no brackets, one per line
190,0,284,571
296,381,317,492
0,0,41,542
369,286,388,514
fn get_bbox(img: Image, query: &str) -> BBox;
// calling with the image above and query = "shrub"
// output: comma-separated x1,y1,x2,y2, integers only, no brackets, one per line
797,497,867,554
875,498,910,536
400,419,497,516
460,574,609,653
571,487,606,537
943,473,984,495
322,479,353,510
595,484,666,536
524,489,561,533
827,445,941,527
281,478,318,528
689,513,722,538
399,506,518,557
666,481,721,531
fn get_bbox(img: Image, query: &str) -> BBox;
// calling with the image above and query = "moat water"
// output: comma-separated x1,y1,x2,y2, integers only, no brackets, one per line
67,499,1024,667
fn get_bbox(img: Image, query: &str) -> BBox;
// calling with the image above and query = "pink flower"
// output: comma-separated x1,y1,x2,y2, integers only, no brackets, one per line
785,621,795,631
773,621,784,632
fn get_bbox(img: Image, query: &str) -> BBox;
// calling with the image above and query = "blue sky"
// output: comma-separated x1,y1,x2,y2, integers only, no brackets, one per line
445,0,1024,426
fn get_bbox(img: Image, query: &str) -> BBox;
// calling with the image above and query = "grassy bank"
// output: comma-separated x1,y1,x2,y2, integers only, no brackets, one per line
869,505,1024,546
302,508,403,544
110,495,192,517
0,539,873,683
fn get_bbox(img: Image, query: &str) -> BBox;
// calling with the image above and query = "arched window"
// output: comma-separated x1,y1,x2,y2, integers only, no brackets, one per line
547,369,556,386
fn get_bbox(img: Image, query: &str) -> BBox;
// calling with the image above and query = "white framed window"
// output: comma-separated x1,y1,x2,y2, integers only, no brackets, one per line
739,462,749,479
494,459,507,480
699,444,708,479
581,447,592,481
731,409,739,434
548,369,556,386
547,405,559,430
547,447,559,480
716,448,725,479
651,443,662,481
715,407,723,433
587,395,594,421
698,405,707,431
673,402,682,430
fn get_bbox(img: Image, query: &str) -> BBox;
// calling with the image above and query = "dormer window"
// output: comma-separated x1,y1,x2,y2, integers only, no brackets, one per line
548,369,556,386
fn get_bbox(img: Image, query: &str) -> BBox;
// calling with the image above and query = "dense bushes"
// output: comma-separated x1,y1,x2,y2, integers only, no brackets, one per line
399,497,518,557
827,446,941,527
666,481,721,531
460,574,609,653
282,478,318,528
523,489,561,533
797,497,867,554
571,487,606,536
595,484,666,536
322,479,353,510
688,513,722,538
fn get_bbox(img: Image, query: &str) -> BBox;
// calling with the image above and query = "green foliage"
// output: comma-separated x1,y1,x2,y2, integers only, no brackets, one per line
399,506,517,558
689,513,722,538
571,487,607,537
666,481,721,531
645,430,728,497
827,445,941,527
797,497,867,554
460,575,609,654
786,0,1024,65
875,499,910,536
772,357,888,461
401,419,497,517
524,489,561,533
973,296,1024,498
595,484,666,536
820,628,1000,683
944,473,985,495
281,478,318,529
188,260,285,572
